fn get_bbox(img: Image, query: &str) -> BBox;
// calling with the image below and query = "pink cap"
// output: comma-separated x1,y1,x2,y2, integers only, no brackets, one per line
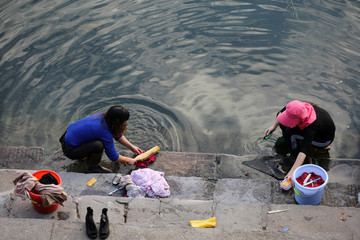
277,100,314,128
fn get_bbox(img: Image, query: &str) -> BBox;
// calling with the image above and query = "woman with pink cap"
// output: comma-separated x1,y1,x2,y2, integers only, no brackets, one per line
264,100,335,184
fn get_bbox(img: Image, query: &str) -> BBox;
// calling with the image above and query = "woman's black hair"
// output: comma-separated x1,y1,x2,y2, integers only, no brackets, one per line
306,101,318,107
104,105,129,137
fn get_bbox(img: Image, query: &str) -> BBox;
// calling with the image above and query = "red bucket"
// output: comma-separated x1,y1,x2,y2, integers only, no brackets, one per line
28,170,62,214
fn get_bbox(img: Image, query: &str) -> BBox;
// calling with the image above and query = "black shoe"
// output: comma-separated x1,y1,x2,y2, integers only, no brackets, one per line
87,165,112,173
99,208,110,239
86,207,97,239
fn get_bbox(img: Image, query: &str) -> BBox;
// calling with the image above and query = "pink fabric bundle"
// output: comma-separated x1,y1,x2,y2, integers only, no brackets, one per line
130,168,170,198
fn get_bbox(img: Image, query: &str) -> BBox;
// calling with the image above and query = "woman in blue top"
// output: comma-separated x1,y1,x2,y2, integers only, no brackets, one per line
60,105,142,173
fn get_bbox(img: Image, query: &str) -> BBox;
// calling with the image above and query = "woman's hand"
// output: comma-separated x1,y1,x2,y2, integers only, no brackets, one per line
285,152,307,183
116,155,137,165
285,170,294,183
264,119,280,137
125,157,137,165
130,145,142,155
118,136,142,155
264,125,277,138
264,127,275,137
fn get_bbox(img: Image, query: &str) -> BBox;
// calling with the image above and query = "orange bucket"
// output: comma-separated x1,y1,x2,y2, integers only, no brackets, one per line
28,170,62,214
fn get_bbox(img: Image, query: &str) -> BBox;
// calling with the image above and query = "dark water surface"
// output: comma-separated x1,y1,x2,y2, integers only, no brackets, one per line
1,0,359,165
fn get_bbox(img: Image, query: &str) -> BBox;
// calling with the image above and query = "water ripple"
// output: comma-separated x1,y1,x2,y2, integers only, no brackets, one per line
0,0,359,160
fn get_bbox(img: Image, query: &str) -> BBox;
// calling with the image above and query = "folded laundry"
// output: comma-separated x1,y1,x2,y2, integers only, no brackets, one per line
41,193,68,207
13,171,67,206
13,172,38,197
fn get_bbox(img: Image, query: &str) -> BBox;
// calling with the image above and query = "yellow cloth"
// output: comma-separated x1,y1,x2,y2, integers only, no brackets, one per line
189,217,216,228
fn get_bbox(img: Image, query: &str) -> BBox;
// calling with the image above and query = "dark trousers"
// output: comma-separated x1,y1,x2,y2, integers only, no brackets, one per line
59,131,104,167
279,124,331,155
279,125,301,155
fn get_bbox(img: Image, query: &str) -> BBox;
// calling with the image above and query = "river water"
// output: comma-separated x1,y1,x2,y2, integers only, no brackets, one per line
0,0,359,165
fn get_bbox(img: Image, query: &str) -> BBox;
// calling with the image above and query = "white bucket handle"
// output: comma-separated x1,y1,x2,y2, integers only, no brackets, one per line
25,190,41,206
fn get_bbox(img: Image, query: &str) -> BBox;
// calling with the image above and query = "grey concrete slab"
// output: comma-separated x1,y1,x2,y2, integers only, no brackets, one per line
0,169,22,217
327,162,360,185
127,151,218,179
0,217,353,240
159,198,214,226
107,227,351,240
110,226,229,240
0,146,44,170
59,172,118,196
214,178,271,204
124,197,161,225
321,183,360,208
2,193,77,221
270,179,360,208
266,204,360,239
1,196,35,218
0,217,53,240
166,176,215,200
270,180,298,205
216,154,276,180
74,195,126,224
51,220,355,240
215,202,266,232
0,169,19,192
51,220,88,240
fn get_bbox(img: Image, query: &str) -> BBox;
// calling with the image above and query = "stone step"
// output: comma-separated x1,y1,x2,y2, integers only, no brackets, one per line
63,151,360,186
2,147,359,185
1,195,358,240
1,167,359,240
0,217,354,240
1,169,359,208
1,148,359,240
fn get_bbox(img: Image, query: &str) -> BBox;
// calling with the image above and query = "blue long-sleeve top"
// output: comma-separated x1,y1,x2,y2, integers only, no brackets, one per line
64,114,120,161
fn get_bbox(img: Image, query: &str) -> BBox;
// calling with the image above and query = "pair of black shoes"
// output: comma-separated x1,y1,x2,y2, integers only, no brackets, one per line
86,207,109,239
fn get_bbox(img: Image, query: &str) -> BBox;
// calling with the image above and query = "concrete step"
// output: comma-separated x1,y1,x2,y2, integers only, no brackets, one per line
0,217,354,240
1,168,359,240
1,169,359,208
1,195,358,240
2,147,359,185
60,151,360,185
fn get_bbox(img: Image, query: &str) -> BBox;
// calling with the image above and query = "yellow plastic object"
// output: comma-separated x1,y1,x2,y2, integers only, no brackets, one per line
189,217,216,228
280,178,292,190
134,146,160,162
86,178,97,187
